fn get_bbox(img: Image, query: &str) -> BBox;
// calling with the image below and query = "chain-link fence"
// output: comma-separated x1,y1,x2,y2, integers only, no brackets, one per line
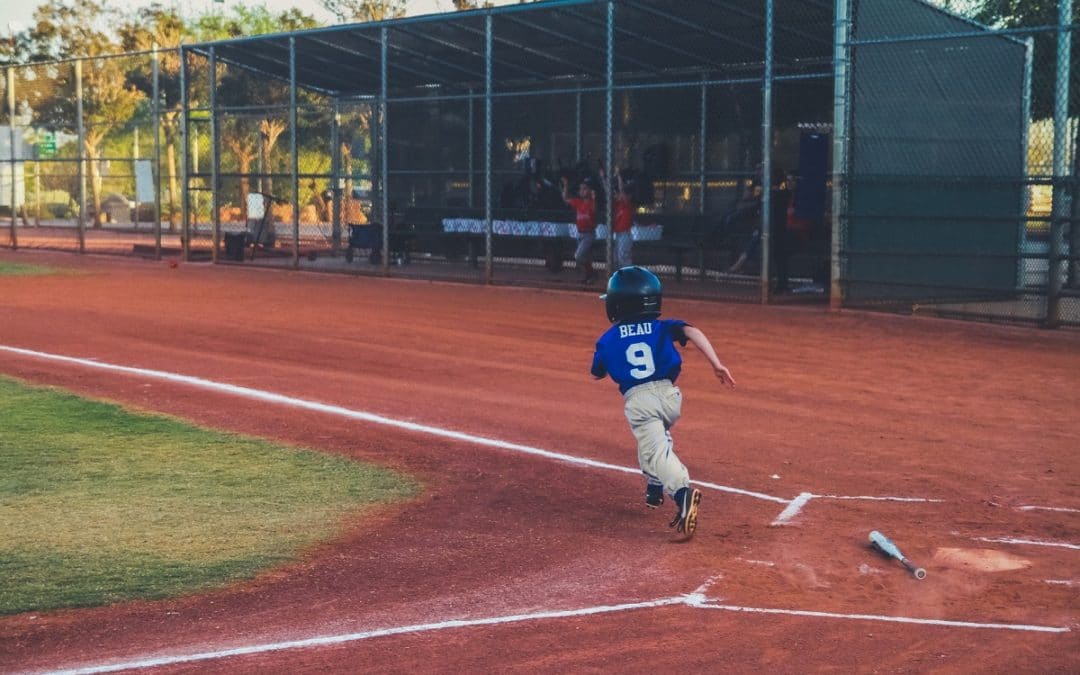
1,49,183,257
841,0,1079,327
169,0,836,305
3,1,1076,328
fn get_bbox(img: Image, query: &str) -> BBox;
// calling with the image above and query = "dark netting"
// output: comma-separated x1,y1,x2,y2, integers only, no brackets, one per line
843,0,1075,325
176,1,830,298
14,2,1068,328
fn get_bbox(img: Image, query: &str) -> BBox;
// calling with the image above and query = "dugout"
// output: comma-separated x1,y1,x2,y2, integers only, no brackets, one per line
177,0,1029,307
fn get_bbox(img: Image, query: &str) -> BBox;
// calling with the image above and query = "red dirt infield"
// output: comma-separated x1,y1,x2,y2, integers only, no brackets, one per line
0,250,1077,673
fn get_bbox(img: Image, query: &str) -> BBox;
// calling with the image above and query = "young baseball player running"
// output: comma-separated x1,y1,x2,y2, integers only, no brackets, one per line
590,266,735,538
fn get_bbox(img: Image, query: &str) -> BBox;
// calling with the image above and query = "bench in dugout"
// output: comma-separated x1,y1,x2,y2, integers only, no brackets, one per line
344,221,417,265
633,215,716,282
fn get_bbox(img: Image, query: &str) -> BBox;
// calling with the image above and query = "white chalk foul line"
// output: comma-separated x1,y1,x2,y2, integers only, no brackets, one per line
0,345,787,504
687,600,1070,634
1017,505,1080,514
36,597,690,675
36,588,1070,674
769,491,944,526
811,494,945,503
975,536,1080,551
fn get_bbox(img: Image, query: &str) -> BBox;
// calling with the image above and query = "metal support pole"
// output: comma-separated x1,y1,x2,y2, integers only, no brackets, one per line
759,0,774,303
699,77,709,215
289,37,300,268
575,87,582,164
604,0,615,274
7,68,17,250
698,77,708,281
467,88,474,208
1048,0,1071,328
133,127,140,230
209,47,220,263
152,43,162,259
1018,38,1034,289
830,0,852,311
484,13,493,283
330,100,341,253
380,27,390,274
76,59,86,253
179,48,190,261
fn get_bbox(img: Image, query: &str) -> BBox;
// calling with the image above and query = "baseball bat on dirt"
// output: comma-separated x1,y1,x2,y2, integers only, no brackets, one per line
869,530,927,580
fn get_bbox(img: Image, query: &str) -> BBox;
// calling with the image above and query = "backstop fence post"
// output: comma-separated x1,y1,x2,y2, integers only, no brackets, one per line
830,0,852,311
290,36,300,269
484,12,493,284
152,43,162,260
7,67,17,250
209,46,220,264
1047,0,1072,328
760,0,775,304
179,48,190,262
76,59,86,254
380,26,390,275
605,0,615,274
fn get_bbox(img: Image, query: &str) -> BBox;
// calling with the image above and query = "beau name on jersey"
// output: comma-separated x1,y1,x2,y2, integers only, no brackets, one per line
618,322,653,339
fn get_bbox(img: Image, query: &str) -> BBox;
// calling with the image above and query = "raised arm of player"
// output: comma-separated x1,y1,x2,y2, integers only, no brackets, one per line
683,325,736,387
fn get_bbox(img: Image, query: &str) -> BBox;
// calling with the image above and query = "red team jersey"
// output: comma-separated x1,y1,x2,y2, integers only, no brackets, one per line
613,194,633,233
567,197,596,233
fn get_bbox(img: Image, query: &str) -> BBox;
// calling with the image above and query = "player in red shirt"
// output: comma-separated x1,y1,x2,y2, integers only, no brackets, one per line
561,176,597,283
608,167,634,269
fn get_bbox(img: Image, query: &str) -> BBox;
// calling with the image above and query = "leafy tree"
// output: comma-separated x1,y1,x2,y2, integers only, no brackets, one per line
320,0,406,23
189,5,320,40
964,0,1077,121
118,3,186,229
118,3,322,226
15,0,144,226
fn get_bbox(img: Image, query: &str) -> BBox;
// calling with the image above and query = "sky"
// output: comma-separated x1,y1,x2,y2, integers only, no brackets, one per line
0,1,517,33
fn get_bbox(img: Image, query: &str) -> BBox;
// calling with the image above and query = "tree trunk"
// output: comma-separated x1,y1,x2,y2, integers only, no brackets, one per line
259,118,285,200
238,156,252,221
162,112,179,232
84,135,103,228
223,133,255,221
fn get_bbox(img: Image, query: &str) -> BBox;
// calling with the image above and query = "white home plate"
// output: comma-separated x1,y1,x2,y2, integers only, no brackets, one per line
934,547,1032,572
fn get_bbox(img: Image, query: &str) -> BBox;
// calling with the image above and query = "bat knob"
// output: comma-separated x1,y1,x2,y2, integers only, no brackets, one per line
913,568,927,580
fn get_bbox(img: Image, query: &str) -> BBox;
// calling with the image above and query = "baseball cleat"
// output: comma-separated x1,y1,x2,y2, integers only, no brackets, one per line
645,482,664,508
669,487,702,537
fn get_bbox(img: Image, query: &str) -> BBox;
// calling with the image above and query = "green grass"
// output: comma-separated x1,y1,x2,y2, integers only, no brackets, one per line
0,261,60,276
0,376,419,615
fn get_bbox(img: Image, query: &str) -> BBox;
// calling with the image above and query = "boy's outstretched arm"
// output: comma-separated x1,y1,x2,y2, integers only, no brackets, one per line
683,325,736,387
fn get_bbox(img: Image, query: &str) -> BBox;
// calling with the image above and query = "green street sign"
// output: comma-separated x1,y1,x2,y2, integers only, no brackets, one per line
37,132,57,159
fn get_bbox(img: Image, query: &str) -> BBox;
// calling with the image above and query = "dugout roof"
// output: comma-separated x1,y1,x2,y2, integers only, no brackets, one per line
184,0,836,97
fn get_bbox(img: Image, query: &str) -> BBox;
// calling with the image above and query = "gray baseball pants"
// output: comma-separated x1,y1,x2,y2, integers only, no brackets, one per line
623,379,690,497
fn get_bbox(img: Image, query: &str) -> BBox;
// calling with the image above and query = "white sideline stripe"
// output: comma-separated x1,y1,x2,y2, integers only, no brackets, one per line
1017,505,1080,514
688,601,1070,633
771,492,813,525
975,536,1080,551
37,597,690,675
811,494,944,503
0,345,788,504
1044,579,1077,586
692,478,788,504
36,592,1070,674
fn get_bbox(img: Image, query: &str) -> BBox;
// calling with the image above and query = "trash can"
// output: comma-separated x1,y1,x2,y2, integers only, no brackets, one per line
224,232,247,261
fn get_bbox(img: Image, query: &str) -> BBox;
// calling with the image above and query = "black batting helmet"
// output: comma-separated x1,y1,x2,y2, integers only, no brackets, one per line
602,266,662,323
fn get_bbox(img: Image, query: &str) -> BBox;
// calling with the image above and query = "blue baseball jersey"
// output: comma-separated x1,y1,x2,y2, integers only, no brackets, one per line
591,318,690,394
